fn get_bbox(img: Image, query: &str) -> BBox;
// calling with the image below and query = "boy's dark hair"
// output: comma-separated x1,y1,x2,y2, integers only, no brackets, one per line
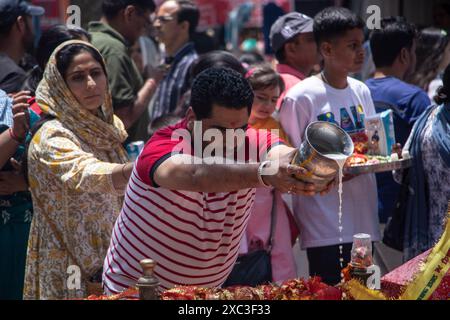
102,0,155,19
175,0,199,36
370,17,417,68
313,7,365,46
190,67,254,120
246,63,285,92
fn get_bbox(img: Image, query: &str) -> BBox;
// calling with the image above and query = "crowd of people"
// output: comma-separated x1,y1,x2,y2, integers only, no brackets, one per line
0,0,449,300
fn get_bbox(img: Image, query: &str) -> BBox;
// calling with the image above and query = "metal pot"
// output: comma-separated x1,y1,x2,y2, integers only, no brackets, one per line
291,121,354,191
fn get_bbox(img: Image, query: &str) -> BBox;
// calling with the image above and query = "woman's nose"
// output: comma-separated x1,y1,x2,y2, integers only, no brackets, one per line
87,76,96,89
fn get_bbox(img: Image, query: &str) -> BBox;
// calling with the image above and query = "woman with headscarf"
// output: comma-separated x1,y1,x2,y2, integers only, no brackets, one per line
23,40,132,299
395,63,450,262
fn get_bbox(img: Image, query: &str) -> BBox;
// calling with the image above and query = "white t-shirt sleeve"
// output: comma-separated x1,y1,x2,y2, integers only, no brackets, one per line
360,83,376,117
279,95,313,148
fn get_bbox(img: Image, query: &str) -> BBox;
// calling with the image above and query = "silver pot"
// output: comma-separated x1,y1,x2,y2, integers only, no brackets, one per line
291,121,354,191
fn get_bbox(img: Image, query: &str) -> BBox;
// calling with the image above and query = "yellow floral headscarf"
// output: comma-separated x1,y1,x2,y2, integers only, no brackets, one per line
36,40,128,160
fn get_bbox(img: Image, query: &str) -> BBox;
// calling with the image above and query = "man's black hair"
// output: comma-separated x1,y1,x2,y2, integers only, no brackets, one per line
175,0,199,36
313,7,365,45
370,17,417,68
190,67,254,120
102,0,155,19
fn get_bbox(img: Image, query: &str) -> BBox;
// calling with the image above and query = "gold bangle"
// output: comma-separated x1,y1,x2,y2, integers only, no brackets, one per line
121,163,130,181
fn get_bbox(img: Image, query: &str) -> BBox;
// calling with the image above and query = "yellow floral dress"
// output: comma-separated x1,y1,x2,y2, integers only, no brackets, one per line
23,40,129,299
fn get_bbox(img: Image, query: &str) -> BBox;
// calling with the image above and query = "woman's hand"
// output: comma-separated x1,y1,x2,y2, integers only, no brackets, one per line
11,91,31,141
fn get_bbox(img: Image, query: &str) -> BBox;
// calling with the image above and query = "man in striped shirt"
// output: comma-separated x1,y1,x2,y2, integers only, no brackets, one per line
103,68,325,293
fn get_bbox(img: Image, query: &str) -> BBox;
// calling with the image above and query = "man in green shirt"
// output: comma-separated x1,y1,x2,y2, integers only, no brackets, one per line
89,0,158,142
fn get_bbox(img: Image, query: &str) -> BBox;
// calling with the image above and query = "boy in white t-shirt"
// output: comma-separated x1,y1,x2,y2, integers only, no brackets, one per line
280,7,380,285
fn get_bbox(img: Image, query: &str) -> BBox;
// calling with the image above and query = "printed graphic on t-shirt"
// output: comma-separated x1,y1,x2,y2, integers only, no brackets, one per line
317,105,366,133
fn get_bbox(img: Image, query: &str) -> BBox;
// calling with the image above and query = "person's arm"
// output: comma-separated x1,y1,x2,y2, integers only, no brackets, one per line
0,72,26,95
0,130,20,169
111,162,134,190
31,126,133,195
114,78,158,129
153,144,319,196
0,91,31,169
106,53,163,130
0,169,28,195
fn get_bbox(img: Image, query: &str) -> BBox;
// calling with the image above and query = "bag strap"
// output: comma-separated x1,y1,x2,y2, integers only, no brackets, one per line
266,189,277,253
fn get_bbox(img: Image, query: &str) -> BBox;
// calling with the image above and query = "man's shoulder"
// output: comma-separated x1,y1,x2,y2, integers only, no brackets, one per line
135,119,188,186
0,54,26,90
395,81,428,97
366,77,429,104
366,76,423,93
0,54,24,73
90,31,127,57
175,48,198,70
185,48,198,59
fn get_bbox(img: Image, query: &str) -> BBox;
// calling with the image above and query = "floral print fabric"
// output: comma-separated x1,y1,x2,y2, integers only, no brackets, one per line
24,40,129,299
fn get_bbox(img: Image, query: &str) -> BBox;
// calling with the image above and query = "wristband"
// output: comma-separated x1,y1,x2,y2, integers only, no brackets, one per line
257,161,272,188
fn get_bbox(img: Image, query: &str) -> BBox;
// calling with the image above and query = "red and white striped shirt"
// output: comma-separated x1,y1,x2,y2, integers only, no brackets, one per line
103,119,282,293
